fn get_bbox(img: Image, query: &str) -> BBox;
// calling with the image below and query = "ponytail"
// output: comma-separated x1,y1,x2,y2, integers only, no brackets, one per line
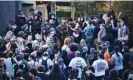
114,46,119,57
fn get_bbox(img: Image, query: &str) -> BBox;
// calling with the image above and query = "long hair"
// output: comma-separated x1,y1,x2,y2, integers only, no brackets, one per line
114,46,119,57
51,64,61,73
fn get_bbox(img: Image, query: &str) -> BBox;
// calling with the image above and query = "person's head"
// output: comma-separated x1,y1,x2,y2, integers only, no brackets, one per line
57,58,64,65
51,14,55,19
52,64,61,72
61,20,65,25
16,55,22,61
16,69,23,78
49,19,54,24
114,46,119,53
123,46,129,53
64,38,70,45
68,18,73,23
8,51,13,58
30,8,34,13
29,68,38,77
80,39,86,47
43,52,48,57
62,50,67,56
109,69,119,80
1,72,10,80
18,11,23,17
75,51,81,57
90,48,96,54
98,54,103,59
37,51,43,58
37,65,45,72
98,45,103,51
70,43,79,52
37,11,42,17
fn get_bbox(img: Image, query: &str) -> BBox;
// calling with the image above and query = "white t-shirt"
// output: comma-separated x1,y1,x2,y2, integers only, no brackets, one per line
69,57,87,78
4,58,14,77
61,45,70,52
92,59,108,77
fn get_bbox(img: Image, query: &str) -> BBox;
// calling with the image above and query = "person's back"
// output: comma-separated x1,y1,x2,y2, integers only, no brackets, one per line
69,51,87,79
112,52,123,70
4,57,14,78
92,59,108,77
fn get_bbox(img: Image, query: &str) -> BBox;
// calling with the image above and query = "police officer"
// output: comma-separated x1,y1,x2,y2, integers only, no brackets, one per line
14,11,26,36
28,14,41,40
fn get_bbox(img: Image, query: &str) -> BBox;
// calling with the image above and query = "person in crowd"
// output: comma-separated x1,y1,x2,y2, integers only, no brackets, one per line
68,18,76,42
88,48,97,65
27,8,35,20
69,51,87,80
80,17,87,40
112,46,123,79
84,20,95,42
104,50,114,70
79,39,88,59
92,54,109,80
4,51,15,79
38,52,53,74
61,37,71,52
85,66,96,80
29,14,41,40
1,8,133,80
123,46,130,71
37,65,48,80
97,24,106,43
72,23,81,43
47,13,59,28
1,72,10,80
56,20,68,46
28,68,41,80
15,69,25,80
14,11,26,36
61,50,71,67
28,54,39,69
48,63,66,80
108,69,120,80
118,19,129,45
67,43,79,59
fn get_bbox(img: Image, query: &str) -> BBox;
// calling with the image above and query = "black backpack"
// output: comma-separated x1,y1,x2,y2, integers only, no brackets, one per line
42,59,48,72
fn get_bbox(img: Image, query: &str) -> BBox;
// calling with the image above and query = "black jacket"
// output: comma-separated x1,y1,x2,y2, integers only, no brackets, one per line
48,72,66,80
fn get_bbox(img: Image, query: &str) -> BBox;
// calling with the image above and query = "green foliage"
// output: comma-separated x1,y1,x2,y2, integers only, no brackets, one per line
113,1,133,32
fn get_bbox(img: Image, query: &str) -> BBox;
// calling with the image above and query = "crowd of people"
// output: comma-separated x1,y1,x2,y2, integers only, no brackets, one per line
0,8,133,80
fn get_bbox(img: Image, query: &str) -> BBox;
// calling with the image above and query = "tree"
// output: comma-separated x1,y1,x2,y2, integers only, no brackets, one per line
113,1,133,32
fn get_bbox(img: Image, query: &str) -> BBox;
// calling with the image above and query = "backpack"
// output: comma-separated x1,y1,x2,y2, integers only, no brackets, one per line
42,59,48,72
